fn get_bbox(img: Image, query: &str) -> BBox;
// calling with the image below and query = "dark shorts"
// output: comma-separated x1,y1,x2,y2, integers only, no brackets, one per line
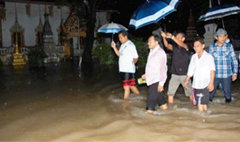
193,88,209,105
120,72,136,87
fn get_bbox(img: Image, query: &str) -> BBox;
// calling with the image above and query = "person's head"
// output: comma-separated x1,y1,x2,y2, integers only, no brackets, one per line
176,32,186,42
118,30,129,44
214,28,227,44
193,38,205,54
147,35,161,49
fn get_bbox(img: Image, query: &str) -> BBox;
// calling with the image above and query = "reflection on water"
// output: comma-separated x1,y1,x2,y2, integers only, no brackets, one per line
0,62,240,141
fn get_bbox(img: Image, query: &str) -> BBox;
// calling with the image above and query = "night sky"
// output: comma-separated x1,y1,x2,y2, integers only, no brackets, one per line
100,0,240,38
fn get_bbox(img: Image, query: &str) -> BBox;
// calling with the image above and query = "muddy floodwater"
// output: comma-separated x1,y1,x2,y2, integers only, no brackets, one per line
0,62,240,141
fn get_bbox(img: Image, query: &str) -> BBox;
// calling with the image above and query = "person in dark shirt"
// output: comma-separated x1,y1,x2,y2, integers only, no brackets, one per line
161,31,192,104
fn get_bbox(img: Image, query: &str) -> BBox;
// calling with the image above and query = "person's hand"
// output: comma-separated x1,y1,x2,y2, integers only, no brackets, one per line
158,85,164,92
161,31,166,38
111,41,116,48
232,74,237,81
184,80,188,88
166,32,173,39
208,83,214,92
141,74,146,80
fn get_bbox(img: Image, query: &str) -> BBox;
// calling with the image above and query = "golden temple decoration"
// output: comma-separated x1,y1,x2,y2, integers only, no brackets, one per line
12,34,26,66
12,4,26,66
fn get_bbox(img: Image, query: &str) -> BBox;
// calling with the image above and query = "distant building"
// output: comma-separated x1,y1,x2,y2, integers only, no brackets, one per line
0,1,112,64
185,10,197,45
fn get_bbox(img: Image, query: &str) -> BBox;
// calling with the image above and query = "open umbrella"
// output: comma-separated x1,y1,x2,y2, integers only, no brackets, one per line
98,22,128,40
98,22,128,34
129,0,180,29
199,4,240,22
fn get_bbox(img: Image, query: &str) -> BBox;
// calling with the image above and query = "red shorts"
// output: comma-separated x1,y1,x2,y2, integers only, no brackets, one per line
120,72,136,86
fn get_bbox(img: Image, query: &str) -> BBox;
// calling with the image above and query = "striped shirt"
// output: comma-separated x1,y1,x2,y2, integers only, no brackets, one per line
208,42,238,78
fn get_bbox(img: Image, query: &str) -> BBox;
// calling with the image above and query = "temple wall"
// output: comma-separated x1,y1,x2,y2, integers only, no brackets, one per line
2,2,69,47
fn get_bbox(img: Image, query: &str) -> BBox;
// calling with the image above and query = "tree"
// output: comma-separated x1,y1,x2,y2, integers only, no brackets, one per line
81,0,97,72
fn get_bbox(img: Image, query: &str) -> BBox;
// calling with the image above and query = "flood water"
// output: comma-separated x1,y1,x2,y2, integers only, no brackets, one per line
0,62,240,141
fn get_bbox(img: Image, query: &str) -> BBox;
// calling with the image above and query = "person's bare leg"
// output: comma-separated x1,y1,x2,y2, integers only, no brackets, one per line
189,95,193,101
203,104,207,111
160,103,168,110
123,86,130,100
198,104,204,112
130,86,140,95
168,95,174,104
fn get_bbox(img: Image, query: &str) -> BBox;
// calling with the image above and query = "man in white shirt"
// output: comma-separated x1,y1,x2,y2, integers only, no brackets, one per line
111,30,140,99
184,38,215,112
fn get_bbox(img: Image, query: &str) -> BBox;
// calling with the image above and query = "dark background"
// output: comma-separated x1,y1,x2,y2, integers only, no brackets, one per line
99,0,240,39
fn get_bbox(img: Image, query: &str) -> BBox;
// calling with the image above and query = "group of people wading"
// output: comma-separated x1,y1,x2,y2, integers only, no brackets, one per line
110,28,238,113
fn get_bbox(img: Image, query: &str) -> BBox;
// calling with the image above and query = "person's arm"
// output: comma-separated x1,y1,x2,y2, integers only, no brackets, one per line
158,51,167,92
167,33,188,51
133,58,138,64
111,41,120,57
184,75,191,88
184,55,194,88
208,70,215,92
229,44,238,81
131,44,139,64
161,32,173,51
208,55,215,91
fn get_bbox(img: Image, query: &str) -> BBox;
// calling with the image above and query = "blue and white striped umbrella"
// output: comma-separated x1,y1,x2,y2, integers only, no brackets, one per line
129,0,179,29
97,22,128,34
199,4,240,21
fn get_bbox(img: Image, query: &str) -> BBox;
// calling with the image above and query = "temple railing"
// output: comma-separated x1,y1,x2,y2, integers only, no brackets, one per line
0,46,65,56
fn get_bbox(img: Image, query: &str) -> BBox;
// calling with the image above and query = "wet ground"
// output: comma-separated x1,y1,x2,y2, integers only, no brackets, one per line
0,62,240,141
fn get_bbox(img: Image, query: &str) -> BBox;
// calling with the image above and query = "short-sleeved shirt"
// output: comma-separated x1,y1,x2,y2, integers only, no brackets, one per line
187,51,215,89
119,40,139,73
171,43,190,75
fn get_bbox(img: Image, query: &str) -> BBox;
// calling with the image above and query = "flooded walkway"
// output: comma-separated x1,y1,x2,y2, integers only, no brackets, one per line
0,63,240,141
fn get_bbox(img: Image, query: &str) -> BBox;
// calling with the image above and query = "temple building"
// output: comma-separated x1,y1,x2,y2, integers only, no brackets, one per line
0,1,111,65
185,10,197,45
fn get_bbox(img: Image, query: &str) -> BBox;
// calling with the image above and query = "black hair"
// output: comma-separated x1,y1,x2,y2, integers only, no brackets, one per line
193,37,205,44
152,35,162,44
150,34,163,47
119,30,128,38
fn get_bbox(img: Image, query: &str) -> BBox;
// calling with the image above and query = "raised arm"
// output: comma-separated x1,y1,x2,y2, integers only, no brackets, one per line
161,32,173,51
166,33,189,51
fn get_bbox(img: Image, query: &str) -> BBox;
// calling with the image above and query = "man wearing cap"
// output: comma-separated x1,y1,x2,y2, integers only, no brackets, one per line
208,28,238,103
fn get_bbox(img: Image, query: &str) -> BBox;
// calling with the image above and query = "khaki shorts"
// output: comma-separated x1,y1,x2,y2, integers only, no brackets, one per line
167,74,192,96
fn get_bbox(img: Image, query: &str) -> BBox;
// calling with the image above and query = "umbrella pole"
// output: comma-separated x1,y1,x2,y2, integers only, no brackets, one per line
221,19,225,29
